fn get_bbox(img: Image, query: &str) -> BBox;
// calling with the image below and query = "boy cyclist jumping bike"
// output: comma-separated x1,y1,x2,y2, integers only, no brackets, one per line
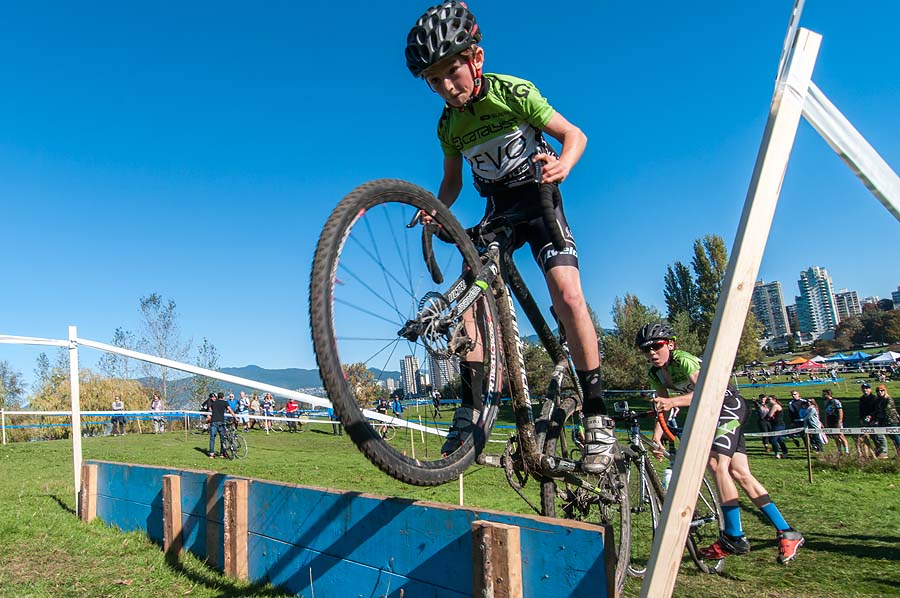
405,1,614,472
636,322,804,564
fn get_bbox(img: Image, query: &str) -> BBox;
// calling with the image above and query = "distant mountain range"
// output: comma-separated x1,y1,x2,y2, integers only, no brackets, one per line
149,365,400,408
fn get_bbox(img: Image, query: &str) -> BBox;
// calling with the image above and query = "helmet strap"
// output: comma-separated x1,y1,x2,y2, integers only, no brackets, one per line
456,58,483,112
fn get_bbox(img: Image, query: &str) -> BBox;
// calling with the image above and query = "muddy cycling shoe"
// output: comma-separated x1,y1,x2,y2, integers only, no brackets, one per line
581,415,616,473
441,406,480,455
776,529,804,564
700,534,751,559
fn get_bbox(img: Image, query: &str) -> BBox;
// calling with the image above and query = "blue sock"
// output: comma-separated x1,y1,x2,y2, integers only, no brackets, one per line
722,504,743,538
759,501,790,532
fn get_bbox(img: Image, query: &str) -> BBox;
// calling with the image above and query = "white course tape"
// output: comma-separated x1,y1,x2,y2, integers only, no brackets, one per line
746,425,900,438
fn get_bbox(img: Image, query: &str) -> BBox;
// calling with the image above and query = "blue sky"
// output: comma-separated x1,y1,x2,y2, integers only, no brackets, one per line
3,1,899,391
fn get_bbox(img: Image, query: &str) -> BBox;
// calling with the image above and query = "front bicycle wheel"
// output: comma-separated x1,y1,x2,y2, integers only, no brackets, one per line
685,473,725,574
626,458,662,578
310,179,503,486
536,397,631,596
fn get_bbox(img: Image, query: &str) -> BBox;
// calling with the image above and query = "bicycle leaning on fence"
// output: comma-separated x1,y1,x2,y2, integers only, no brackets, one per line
310,178,634,594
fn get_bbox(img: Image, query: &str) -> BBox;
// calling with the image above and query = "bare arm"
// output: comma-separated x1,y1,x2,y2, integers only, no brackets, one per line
437,154,464,208
535,111,587,183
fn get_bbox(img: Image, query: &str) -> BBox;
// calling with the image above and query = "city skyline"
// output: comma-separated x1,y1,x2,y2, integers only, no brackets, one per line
751,264,897,344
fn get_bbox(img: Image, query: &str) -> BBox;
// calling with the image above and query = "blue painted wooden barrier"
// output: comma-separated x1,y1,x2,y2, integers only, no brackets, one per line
86,460,611,597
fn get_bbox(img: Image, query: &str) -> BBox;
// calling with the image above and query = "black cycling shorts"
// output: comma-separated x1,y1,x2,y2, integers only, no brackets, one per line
477,183,578,274
711,389,749,458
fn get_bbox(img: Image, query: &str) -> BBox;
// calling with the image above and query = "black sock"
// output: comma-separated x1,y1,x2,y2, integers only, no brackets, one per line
577,367,606,415
460,361,485,411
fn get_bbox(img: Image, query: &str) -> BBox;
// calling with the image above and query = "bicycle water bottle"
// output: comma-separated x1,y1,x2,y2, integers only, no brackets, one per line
662,467,673,491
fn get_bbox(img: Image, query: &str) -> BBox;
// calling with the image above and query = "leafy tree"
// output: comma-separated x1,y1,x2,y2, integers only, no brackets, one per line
344,362,383,407
190,337,221,408
735,310,764,366
691,235,728,340
29,369,147,440
97,327,138,380
138,293,191,406
599,294,663,391
669,311,703,357
663,261,700,327
523,343,554,398
785,334,798,353
0,361,26,410
834,317,862,351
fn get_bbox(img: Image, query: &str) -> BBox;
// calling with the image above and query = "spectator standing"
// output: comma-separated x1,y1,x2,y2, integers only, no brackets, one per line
328,405,342,436
765,396,789,458
753,394,772,453
249,393,261,430
859,383,885,457
800,398,826,452
208,391,237,458
874,385,900,458
261,393,276,432
787,391,806,449
227,392,239,413
432,390,442,418
285,398,300,432
111,396,126,436
391,391,405,420
237,392,250,431
822,389,849,455
150,393,164,434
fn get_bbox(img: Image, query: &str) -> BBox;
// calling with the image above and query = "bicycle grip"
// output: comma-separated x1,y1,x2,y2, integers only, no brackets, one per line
422,223,443,284
657,409,677,443
539,183,566,252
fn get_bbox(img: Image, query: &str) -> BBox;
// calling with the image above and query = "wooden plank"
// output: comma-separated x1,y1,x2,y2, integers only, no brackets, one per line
246,478,607,597
79,463,98,522
641,28,822,598
802,81,900,222
472,521,523,598
163,474,183,556
224,479,249,580
205,473,225,569
86,462,610,597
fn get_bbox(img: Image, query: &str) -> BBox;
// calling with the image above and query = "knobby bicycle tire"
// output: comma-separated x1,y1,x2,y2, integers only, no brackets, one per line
231,433,248,460
310,179,503,486
683,473,725,574
626,457,662,578
535,397,631,596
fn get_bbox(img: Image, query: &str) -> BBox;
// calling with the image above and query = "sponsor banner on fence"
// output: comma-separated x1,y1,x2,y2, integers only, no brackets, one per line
746,426,900,437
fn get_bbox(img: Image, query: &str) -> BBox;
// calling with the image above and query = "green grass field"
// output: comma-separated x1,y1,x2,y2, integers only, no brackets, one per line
1,381,898,597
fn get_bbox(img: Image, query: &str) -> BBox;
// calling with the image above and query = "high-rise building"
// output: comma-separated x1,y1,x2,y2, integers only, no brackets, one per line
892,286,900,309
785,304,799,335
795,266,839,337
400,355,421,396
429,354,454,392
833,289,862,322
751,280,790,338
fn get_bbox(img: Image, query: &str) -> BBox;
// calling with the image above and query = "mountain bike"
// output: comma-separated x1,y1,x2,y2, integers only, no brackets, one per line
612,400,725,578
310,178,631,593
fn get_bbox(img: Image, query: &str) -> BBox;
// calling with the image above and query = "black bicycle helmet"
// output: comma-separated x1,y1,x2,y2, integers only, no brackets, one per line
635,322,676,348
406,1,481,78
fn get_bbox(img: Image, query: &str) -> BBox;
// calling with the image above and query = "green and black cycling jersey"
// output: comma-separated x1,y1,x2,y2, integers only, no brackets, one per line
438,73,558,197
648,349,749,457
437,72,577,273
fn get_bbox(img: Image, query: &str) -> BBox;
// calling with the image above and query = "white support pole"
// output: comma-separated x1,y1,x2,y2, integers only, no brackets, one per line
1,410,6,445
69,325,84,512
640,28,822,598
802,81,900,222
